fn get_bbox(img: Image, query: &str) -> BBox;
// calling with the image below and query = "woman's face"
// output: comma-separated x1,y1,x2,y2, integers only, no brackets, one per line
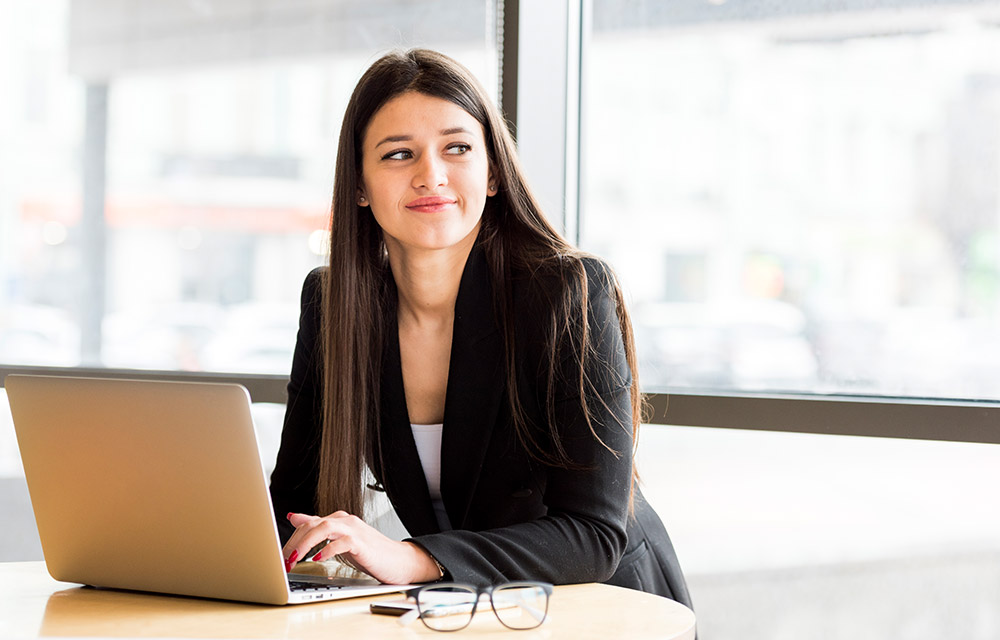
360,91,494,257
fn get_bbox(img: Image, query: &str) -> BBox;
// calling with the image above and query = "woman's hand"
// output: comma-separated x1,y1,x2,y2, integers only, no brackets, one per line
283,511,443,585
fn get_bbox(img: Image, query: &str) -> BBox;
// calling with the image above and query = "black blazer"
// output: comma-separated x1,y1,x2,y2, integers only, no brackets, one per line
269,244,691,608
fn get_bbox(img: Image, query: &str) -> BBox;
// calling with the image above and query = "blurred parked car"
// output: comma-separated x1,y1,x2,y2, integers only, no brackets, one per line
634,299,818,392
201,302,298,374
0,305,80,367
101,303,224,371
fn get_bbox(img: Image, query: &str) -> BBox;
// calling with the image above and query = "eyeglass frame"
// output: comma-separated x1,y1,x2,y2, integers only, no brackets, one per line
404,581,554,632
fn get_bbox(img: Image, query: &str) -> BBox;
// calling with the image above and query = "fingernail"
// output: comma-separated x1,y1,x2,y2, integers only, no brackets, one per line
313,551,322,562
286,512,294,520
284,550,299,572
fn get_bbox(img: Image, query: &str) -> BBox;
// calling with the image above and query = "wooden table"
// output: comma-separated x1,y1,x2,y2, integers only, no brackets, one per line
0,562,695,639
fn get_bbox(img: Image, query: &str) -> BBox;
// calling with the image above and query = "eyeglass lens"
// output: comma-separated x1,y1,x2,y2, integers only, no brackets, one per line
418,585,479,631
491,584,549,630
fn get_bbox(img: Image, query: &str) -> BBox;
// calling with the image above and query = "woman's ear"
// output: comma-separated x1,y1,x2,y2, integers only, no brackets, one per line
487,169,499,197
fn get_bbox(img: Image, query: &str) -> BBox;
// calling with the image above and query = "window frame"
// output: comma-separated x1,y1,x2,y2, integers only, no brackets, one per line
4,0,999,447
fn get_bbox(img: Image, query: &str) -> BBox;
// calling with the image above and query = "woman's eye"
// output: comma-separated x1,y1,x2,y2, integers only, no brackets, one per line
446,143,471,155
382,149,412,160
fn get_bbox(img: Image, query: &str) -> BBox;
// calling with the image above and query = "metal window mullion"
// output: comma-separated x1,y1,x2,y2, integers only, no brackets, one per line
504,0,574,237
81,82,109,367
646,392,1000,445
499,0,519,134
567,0,590,247
3,364,1000,444
0,365,290,405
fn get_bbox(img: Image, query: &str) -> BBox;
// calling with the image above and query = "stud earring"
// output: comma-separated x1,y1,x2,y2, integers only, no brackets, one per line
358,195,367,205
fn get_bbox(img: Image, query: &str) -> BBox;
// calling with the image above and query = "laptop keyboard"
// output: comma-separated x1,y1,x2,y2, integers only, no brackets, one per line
288,580,347,592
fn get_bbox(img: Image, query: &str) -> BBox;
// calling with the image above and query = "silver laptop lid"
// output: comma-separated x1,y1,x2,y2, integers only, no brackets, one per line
8,375,295,604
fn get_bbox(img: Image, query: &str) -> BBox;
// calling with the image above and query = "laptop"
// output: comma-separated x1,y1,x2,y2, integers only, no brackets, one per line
6,374,410,605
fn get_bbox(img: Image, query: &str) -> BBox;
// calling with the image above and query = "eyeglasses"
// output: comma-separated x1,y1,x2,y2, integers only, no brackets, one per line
398,582,554,632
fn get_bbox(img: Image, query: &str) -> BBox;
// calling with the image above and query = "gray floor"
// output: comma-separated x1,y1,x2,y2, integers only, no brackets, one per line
688,551,1000,640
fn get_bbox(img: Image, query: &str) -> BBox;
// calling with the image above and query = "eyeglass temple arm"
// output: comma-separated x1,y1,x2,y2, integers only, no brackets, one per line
515,601,548,623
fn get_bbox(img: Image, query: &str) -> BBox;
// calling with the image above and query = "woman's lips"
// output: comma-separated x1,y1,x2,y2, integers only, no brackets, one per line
405,196,456,213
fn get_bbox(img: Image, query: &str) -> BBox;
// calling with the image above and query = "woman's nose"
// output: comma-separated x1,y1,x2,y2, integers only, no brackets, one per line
412,153,447,190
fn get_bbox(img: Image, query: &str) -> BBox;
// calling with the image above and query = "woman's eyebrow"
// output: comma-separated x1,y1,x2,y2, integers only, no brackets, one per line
375,134,412,148
374,127,473,148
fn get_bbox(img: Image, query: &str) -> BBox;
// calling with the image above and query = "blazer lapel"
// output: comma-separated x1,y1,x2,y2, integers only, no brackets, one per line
440,245,506,529
377,298,440,537
375,244,506,535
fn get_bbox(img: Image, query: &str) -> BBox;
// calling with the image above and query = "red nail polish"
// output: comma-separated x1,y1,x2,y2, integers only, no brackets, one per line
284,551,298,572
286,512,294,520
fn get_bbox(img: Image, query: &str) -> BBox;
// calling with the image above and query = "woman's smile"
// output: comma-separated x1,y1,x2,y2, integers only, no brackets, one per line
406,195,458,213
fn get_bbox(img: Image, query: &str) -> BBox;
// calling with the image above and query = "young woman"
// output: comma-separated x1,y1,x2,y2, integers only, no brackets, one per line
268,48,691,606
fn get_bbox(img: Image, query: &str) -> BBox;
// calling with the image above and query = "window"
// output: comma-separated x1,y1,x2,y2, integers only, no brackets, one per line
1,0,498,374
584,0,1000,400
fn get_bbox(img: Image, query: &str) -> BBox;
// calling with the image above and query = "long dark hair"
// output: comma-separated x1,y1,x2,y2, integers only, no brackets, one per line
316,48,645,518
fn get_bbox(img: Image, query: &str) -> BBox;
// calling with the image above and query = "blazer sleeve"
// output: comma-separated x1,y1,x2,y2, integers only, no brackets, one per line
268,268,324,544
409,258,635,586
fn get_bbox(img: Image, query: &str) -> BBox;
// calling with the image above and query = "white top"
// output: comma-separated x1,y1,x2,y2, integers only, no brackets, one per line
410,422,452,530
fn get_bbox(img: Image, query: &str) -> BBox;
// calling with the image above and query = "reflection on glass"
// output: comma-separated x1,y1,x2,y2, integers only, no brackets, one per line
585,1,1000,399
